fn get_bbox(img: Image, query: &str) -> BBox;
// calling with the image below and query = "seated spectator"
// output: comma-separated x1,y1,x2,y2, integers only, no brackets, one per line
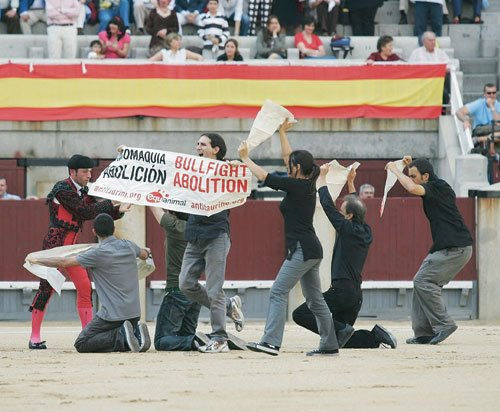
218,0,249,36
198,0,229,60
175,0,205,29
247,0,272,36
98,16,131,58
0,177,21,200
19,0,47,34
366,35,402,64
98,0,131,33
294,17,325,59
452,0,482,24
0,0,21,33
150,32,203,61
347,0,382,36
217,37,243,61
46,0,79,59
145,0,179,55
87,39,105,58
272,0,304,34
134,0,174,35
359,183,375,200
413,0,443,43
309,0,339,36
255,14,286,59
456,83,500,184
409,31,450,104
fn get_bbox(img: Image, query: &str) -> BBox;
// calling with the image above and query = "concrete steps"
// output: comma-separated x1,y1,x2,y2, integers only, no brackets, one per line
460,58,498,74
463,73,497,93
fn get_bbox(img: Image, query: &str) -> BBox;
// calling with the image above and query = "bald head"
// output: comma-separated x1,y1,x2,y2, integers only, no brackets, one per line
422,31,436,52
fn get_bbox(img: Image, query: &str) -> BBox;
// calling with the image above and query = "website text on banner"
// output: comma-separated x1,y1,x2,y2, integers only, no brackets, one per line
0,63,446,121
89,147,252,217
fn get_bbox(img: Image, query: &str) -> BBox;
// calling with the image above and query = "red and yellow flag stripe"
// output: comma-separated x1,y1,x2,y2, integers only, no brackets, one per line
0,63,446,121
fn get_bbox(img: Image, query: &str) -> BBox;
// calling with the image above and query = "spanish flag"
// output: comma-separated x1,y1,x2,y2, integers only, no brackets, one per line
0,63,445,121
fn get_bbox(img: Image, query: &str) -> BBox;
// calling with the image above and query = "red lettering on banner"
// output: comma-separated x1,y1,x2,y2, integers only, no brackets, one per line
175,156,183,169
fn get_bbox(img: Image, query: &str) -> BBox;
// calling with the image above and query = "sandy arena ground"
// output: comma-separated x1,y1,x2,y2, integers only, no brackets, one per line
0,320,499,412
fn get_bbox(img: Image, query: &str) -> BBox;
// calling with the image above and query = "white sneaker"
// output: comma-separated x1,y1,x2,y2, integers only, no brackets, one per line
229,295,244,332
198,340,229,353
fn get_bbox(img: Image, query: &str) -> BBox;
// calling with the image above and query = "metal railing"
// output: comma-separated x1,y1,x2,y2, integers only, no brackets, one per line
450,70,474,155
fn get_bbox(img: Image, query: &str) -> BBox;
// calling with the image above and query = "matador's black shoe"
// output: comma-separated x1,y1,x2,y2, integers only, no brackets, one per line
29,340,47,350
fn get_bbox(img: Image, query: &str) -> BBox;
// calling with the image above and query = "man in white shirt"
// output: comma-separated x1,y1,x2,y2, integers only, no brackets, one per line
0,177,22,200
45,0,80,58
412,0,443,44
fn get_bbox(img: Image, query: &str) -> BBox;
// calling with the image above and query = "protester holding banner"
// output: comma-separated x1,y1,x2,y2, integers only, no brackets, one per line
179,133,245,354
239,120,339,357
292,166,398,350
29,154,126,350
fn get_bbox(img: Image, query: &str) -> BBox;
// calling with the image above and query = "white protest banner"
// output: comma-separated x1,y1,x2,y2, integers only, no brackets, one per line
326,160,361,201
380,159,405,217
246,100,297,152
89,147,252,216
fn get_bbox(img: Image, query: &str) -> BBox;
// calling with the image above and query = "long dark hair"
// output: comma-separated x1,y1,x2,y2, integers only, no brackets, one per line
288,150,320,182
106,16,126,41
262,15,281,45
225,38,242,60
202,133,227,160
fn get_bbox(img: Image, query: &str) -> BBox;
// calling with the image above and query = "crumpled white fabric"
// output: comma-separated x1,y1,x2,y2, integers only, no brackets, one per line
246,99,297,152
325,160,361,201
24,243,156,293
380,159,406,217
327,0,337,12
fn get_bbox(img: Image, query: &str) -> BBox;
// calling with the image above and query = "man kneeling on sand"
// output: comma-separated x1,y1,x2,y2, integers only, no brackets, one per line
28,213,151,353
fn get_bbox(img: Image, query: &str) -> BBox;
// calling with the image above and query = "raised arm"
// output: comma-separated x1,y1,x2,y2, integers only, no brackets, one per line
386,156,425,196
347,167,356,194
278,119,293,167
238,141,268,181
317,164,348,231
28,256,80,268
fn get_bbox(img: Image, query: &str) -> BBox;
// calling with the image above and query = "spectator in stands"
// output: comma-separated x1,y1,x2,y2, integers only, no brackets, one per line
0,177,21,200
198,0,229,60
77,0,96,35
272,0,304,34
45,0,79,59
456,83,500,184
135,0,173,35
399,0,450,25
247,0,272,36
255,14,286,59
413,0,443,43
409,31,450,104
87,39,104,58
218,0,249,36
451,0,482,24
308,0,339,36
366,35,402,64
150,32,202,61
217,37,243,61
175,0,205,30
98,15,131,58
145,0,179,55
0,0,21,33
359,183,375,199
347,0,382,36
294,16,325,59
19,0,47,34
98,0,131,33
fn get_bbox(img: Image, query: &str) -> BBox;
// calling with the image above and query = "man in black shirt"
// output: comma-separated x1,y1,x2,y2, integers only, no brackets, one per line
293,166,397,349
386,157,473,345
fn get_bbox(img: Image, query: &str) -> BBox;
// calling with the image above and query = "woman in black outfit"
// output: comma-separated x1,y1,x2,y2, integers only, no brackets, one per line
238,120,339,357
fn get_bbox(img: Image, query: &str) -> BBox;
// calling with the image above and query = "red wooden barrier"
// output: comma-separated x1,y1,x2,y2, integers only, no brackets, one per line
0,198,477,282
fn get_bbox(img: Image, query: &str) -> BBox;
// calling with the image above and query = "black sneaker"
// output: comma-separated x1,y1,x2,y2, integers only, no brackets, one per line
429,325,458,345
337,324,355,348
372,324,397,349
306,349,339,357
443,14,450,24
29,340,47,350
399,12,408,25
246,341,279,356
122,321,140,352
137,323,151,352
406,336,433,344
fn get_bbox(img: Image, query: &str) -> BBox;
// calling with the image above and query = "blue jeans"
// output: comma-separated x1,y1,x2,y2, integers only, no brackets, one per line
452,0,482,18
99,0,130,31
414,1,443,45
154,289,201,351
228,12,250,36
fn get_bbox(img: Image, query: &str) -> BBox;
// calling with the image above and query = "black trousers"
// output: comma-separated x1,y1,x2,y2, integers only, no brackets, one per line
74,315,139,353
349,6,378,36
292,279,378,348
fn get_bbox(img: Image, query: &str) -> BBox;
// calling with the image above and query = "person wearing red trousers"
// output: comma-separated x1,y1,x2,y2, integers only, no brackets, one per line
29,154,125,350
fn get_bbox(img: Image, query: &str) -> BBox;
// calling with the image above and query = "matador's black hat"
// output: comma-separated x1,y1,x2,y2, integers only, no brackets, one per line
67,154,94,170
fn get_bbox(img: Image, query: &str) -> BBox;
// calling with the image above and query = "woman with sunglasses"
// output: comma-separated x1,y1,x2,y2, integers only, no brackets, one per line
238,120,339,357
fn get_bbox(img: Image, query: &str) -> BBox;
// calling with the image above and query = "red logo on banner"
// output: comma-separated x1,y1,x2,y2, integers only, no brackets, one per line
146,191,168,203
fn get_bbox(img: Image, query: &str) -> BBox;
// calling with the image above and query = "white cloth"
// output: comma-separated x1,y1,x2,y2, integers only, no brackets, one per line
246,100,296,152
380,159,405,217
161,48,187,62
325,160,360,201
